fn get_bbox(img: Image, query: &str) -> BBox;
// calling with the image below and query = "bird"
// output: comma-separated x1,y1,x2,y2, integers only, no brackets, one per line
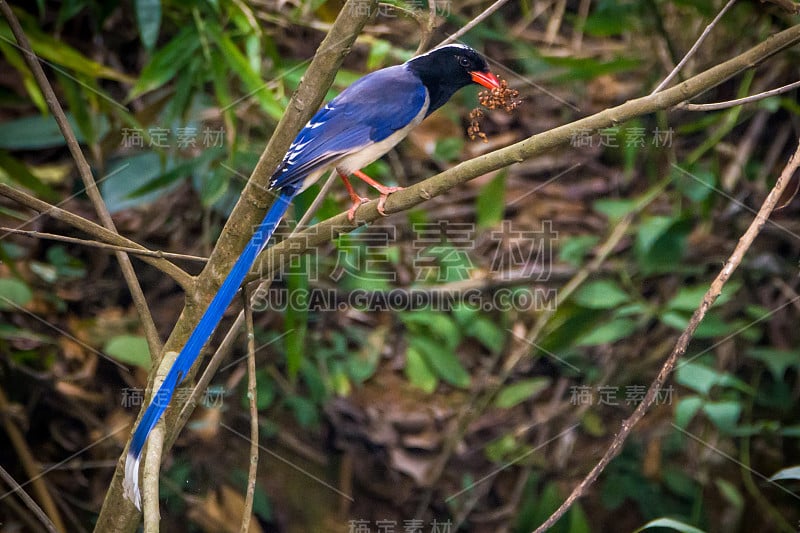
123,43,501,509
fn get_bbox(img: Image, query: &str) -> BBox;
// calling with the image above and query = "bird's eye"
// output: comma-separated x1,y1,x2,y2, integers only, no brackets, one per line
458,56,471,68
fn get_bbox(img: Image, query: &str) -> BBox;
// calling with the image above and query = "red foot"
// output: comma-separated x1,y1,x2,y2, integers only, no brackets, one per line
352,170,404,216
338,169,405,219
376,186,404,216
347,196,370,221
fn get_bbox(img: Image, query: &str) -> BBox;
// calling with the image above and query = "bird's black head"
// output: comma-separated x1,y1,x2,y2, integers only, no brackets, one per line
406,44,500,116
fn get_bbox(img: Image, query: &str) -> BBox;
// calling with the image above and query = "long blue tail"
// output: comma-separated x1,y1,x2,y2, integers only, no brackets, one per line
123,188,295,509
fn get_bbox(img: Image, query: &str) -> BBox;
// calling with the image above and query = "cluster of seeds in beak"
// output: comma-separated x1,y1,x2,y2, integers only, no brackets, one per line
469,77,521,142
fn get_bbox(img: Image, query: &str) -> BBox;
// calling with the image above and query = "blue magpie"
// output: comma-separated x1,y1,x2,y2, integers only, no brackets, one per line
124,43,500,509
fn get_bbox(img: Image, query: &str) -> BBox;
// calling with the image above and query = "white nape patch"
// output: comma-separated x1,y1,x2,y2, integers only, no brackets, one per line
409,43,474,62
123,451,142,510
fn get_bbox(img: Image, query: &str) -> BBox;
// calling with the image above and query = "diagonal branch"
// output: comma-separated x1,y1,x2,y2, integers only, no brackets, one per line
531,134,800,533
0,227,206,264
248,22,800,280
0,184,194,291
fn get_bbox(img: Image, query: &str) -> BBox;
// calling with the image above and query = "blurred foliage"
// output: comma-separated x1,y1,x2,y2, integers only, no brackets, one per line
0,0,799,531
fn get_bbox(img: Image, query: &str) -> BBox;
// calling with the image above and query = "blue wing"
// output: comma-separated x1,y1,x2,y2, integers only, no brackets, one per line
269,65,427,190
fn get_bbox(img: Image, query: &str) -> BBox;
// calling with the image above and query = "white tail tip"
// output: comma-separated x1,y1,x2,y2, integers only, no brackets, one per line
123,451,142,510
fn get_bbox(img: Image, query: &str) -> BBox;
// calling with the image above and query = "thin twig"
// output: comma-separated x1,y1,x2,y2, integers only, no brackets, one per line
0,227,208,263
414,0,439,54
0,184,194,291
0,0,162,356
533,139,800,532
437,0,512,48
239,286,259,533
650,0,737,94
0,387,66,533
0,465,59,533
677,78,800,111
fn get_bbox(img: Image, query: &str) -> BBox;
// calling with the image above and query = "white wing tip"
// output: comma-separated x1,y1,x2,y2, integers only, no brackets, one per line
123,451,142,510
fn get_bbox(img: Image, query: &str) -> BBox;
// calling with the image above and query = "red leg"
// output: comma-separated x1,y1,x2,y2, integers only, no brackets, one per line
338,172,369,221
352,169,404,216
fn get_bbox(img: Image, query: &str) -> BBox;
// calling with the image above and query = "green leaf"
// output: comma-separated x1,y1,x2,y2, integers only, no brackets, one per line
251,369,275,410
672,164,716,202
714,479,743,509
484,434,518,463
0,113,107,150
284,395,318,427
0,278,33,310
746,347,800,381
568,503,590,533
675,361,752,396
101,152,178,212
769,466,800,482
0,19,130,82
285,260,309,380
197,165,230,207
576,318,637,346
0,151,57,200
207,25,284,119
405,345,438,393
433,137,464,161
674,396,703,428
666,282,740,312
635,518,706,533
366,38,392,70
401,311,461,350
135,0,162,51
573,280,630,309
476,171,506,228
635,217,692,274
104,335,151,368
692,313,741,339
468,316,505,353
494,378,550,408
593,198,636,222
559,235,599,267
411,336,471,389
702,401,741,433
128,149,221,198
636,215,674,253
129,26,200,98
0,39,46,113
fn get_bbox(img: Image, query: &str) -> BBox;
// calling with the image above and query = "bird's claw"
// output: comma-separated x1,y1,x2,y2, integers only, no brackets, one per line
376,186,404,216
347,196,370,222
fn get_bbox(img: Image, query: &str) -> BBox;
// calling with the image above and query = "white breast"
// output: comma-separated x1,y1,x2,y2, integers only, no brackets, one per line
296,92,430,192
334,92,430,177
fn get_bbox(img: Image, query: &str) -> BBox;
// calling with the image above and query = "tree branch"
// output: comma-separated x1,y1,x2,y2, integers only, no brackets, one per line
0,227,206,264
249,22,800,280
0,184,194,291
532,137,800,533
0,0,162,356
94,2,377,530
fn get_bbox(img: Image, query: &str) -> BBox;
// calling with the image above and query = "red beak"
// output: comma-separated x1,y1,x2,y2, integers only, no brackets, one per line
470,71,501,90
